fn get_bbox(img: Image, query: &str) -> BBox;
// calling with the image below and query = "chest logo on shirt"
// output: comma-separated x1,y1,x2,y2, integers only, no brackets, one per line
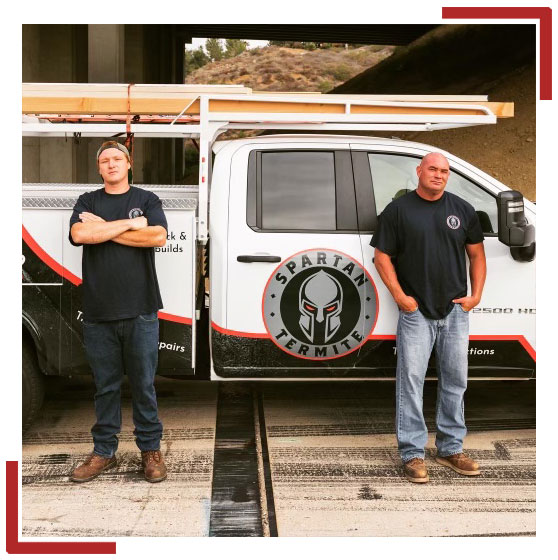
129,208,144,219
262,249,378,360
446,215,461,230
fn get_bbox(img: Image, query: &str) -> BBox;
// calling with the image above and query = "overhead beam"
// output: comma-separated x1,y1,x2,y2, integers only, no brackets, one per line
172,24,438,46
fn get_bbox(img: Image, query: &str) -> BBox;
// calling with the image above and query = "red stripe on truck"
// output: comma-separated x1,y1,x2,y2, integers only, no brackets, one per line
158,312,192,325
22,227,192,326
211,324,536,362
22,225,82,285
211,321,270,339
469,334,536,361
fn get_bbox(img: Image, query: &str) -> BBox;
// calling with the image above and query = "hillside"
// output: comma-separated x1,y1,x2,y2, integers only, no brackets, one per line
185,44,395,92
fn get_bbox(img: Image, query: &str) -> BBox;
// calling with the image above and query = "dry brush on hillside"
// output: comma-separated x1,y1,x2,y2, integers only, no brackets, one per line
185,45,394,92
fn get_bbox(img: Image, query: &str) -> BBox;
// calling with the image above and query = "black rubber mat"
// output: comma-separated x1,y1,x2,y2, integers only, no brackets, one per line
209,383,263,537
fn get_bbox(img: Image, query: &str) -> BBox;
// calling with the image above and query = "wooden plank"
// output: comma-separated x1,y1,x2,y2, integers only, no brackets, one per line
482,101,514,118
22,97,201,115
352,105,487,116
25,83,489,102
22,83,252,97
23,97,348,115
208,99,346,114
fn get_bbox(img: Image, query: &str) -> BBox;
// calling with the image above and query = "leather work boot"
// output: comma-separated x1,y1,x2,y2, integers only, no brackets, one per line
70,453,117,483
403,457,429,483
436,452,480,476
141,450,167,483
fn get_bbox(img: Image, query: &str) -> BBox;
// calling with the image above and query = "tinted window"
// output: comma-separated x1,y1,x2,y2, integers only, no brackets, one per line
260,152,336,230
368,152,498,234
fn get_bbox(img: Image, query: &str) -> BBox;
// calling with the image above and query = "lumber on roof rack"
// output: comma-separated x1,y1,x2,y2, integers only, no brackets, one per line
22,83,513,118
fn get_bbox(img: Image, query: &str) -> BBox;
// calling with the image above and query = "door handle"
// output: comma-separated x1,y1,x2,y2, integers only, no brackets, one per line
237,255,281,263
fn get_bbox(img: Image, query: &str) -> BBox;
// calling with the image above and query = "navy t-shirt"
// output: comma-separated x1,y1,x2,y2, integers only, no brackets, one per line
371,190,484,319
69,186,167,322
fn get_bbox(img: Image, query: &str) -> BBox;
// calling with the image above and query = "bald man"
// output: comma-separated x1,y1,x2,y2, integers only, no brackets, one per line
371,152,486,483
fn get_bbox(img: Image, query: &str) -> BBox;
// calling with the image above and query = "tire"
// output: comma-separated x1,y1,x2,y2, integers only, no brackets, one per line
22,340,45,433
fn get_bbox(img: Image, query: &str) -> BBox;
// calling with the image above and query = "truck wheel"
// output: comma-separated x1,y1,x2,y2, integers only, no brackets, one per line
22,341,45,433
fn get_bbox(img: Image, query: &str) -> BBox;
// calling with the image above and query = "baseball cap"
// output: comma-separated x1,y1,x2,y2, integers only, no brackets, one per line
96,141,130,161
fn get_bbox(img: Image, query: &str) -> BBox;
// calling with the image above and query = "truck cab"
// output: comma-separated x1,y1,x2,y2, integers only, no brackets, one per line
209,135,536,380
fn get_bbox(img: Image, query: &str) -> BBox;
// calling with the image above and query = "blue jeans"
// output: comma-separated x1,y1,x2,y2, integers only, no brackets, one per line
82,313,163,458
395,304,469,462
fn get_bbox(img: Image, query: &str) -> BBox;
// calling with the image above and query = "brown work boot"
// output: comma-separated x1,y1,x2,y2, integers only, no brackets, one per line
141,450,167,483
403,457,429,483
436,452,480,476
70,453,116,483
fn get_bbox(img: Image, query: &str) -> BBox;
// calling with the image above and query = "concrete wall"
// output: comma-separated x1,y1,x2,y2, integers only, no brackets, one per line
23,25,88,183
88,25,125,83
22,24,185,186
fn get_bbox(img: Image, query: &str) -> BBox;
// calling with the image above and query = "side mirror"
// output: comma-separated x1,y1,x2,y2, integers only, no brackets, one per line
496,190,535,262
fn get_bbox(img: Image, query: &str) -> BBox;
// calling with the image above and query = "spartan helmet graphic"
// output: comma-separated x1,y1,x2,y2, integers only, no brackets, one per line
299,270,343,344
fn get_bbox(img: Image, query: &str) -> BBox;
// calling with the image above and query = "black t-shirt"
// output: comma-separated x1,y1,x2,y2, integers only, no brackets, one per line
371,190,484,319
69,186,168,322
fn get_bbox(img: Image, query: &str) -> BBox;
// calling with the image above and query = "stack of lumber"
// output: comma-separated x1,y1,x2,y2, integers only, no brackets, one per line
22,83,513,118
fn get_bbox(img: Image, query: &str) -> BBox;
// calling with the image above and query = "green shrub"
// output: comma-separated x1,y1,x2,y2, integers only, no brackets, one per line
329,64,353,81
318,80,333,93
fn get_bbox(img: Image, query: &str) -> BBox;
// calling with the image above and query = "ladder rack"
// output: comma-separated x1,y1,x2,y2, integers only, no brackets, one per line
22,83,514,242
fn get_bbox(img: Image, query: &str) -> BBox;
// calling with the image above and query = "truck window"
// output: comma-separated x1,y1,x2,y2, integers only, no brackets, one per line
445,172,498,234
247,150,357,232
264,151,335,230
368,153,417,215
368,153,498,234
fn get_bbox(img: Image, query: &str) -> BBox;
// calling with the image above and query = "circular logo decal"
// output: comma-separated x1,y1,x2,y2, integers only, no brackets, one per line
263,249,378,360
446,215,461,229
129,208,144,219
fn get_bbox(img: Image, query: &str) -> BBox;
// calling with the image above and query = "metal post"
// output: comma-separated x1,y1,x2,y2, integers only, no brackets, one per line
197,95,210,243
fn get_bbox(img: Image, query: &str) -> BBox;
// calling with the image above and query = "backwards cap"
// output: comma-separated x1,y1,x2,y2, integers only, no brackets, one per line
96,141,130,161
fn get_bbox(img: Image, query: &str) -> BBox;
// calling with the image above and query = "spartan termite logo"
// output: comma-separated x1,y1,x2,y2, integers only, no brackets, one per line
129,208,144,219
447,215,461,229
263,249,378,360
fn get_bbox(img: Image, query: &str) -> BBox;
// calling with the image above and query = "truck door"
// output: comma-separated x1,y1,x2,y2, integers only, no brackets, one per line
351,145,536,379
215,141,379,379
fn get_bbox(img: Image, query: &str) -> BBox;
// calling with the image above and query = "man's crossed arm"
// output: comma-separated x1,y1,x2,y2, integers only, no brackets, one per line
70,212,167,248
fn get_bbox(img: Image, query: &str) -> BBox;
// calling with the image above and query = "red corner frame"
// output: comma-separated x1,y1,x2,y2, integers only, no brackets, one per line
443,6,552,100
5,461,116,554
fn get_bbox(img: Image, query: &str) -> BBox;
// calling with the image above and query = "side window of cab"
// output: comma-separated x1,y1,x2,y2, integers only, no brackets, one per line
362,152,498,235
247,150,358,233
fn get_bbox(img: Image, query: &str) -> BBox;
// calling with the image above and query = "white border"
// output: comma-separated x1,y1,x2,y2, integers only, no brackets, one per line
5,1,553,557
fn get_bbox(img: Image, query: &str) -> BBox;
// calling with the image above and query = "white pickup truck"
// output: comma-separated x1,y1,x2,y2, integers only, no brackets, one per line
22,84,536,429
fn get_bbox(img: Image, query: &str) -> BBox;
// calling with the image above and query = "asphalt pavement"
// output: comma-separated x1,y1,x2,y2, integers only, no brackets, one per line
21,377,535,537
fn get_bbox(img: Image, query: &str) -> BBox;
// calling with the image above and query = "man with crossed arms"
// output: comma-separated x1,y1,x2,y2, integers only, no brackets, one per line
69,141,168,483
